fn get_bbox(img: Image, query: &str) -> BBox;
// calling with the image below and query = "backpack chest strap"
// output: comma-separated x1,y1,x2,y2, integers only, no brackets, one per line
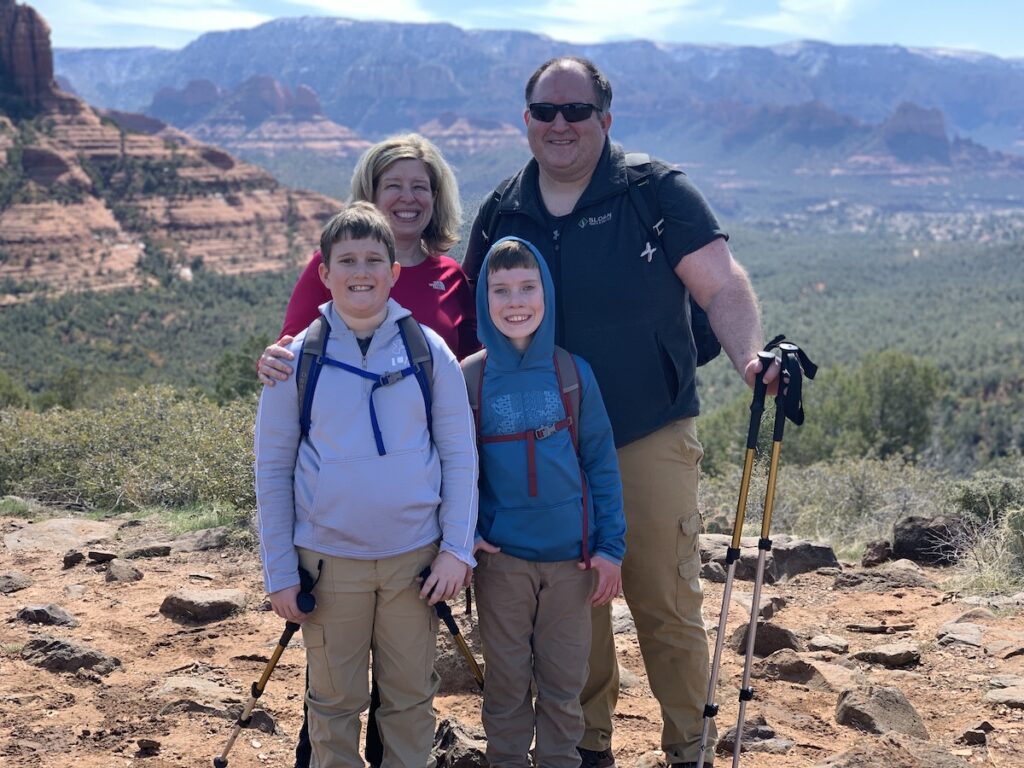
320,355,422,456
479,416,573,497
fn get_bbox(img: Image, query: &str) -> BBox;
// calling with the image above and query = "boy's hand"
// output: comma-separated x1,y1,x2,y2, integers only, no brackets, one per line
269,584,309,622
579,555,622,607
257,337,295,386
462,538,501,586
420,551,468,606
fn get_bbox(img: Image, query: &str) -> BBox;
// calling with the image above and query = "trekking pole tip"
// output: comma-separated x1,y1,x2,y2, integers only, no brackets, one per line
213,757,228,768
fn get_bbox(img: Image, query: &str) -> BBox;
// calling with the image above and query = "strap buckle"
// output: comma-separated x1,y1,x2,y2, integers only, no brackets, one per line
534,423,557,440
379,370,405,386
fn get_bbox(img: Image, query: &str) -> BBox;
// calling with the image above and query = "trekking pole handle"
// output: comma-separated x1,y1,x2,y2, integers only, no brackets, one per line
747,351,777,449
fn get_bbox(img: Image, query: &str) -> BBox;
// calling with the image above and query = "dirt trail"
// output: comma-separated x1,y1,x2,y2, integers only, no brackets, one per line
1,513,1022,768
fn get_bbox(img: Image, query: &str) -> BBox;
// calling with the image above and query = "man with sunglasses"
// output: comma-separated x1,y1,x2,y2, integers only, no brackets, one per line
463,56,776,768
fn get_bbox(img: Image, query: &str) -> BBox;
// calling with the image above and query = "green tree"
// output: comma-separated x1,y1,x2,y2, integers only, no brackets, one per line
36,367,85,410
214,334,271,404
853,350,940,458
0,370,29,409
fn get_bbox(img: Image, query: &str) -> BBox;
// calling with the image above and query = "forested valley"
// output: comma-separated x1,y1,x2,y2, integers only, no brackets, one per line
2,224,1022,591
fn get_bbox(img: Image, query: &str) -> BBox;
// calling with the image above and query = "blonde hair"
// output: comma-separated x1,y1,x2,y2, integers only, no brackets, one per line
350,133,462,254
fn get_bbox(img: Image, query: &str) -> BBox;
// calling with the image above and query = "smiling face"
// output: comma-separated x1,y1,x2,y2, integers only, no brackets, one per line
525,62,612,185
487,266,545,352
319,236,401,333
373,158,434,246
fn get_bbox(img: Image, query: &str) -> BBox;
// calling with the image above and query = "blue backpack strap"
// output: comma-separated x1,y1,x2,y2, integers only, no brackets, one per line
298,314,434,455
396,315,434,437
297,315,329,439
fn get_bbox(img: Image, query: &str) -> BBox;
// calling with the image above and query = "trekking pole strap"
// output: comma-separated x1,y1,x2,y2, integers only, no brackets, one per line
763,338,818,426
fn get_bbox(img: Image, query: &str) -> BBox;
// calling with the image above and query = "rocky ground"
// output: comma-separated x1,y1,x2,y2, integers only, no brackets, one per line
1,511,1023,768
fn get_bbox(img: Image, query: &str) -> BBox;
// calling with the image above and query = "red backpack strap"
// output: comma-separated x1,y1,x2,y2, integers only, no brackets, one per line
460,349,487,435
553,347,590,568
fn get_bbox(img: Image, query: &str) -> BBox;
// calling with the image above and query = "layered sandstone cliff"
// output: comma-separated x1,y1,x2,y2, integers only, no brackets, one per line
0,2,340,303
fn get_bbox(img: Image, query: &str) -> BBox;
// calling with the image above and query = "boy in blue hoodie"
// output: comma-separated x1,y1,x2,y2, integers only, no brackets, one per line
254,201,478,768
467,236,626,768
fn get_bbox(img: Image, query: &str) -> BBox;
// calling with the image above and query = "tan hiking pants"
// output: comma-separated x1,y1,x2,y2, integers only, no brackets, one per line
579,417,715,764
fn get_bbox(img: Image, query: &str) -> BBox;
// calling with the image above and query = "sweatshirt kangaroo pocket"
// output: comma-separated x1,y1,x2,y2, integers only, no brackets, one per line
487,498,585,562
310,448,441,551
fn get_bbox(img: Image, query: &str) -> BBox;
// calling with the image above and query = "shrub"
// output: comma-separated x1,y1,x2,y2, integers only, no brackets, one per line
943,508,1024,595
948,468,1024,524
701,455,945,561
0,386,256,520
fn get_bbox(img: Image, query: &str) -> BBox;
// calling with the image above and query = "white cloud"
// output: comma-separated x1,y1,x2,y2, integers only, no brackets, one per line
523,0,713,43
282,0,435,23
728,0,863,39
37,0,272,47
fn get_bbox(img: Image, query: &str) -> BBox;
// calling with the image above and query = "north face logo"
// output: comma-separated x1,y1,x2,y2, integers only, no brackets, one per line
429,280,446,291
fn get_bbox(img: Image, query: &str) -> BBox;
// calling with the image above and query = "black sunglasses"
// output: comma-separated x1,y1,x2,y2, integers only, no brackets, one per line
528,102,602,123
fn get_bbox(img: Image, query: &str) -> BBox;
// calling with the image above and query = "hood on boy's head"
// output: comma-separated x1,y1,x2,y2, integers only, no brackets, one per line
475,236,557,370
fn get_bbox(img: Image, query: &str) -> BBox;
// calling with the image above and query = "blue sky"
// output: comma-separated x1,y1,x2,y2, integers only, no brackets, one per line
35,0,1024,59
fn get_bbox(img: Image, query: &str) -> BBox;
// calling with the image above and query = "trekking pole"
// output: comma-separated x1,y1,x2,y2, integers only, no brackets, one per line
420,567,485,689
731,342,815,766
213,561,321,768
698,350,777,765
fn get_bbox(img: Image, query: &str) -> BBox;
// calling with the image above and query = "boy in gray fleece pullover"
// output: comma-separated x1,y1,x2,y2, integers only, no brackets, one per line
254,201,478,768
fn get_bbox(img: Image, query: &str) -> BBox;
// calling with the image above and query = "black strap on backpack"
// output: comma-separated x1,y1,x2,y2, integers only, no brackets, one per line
624,152,722,367
296,314,434,446
461,347,591,568
481,157,721,367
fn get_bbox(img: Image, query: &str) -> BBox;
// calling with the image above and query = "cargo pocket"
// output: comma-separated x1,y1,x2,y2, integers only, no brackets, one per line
300,622,334,696
676,511,703,609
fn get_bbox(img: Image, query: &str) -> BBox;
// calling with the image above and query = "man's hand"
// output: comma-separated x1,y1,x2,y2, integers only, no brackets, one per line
743,353,781,396
269,583,309,622
462,539,500,586
257,336,295,386
579,555,622,607
420,551,469,605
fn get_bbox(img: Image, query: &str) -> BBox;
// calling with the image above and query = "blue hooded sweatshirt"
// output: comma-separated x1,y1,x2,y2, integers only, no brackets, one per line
474,237,625,564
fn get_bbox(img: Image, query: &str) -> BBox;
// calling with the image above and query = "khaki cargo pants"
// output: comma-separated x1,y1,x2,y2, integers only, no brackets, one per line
298,544,439,768
579,417,715,765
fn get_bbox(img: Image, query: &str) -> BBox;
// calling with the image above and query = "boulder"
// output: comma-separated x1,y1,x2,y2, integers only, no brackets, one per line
0,570,32,593
771,536,840,581
159,589,246,622
861,539,892,567
936,622,984,648
16,603,78,626
105,558,143,583
732,591,786,620
815,732,969,768
433,718,487,768
172,526,231,552
892,515,964,564
22,635,121,676
983,686,1024,709
835,685,928,739
3,518,114,552
808,634,850,654
851,640,921,668
728,620,802,657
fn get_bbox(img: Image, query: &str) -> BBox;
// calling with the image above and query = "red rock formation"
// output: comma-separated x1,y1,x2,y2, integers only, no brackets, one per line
0,3,340,303
0,0,56,111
